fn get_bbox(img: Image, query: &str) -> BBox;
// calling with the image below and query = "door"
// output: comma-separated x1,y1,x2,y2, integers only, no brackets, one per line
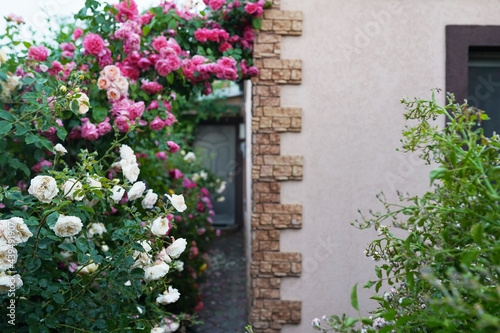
194,124,239,226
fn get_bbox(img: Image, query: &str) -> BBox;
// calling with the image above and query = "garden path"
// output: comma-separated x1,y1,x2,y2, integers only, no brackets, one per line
192,228,248,332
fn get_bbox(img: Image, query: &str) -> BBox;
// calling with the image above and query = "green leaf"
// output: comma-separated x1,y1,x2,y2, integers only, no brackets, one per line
375,265,382,279
0,110,16,122
59,243,77,252
25,256,41,272
166,72,174,84
25,132,37,144
168,18,178,30
252,17,262,29
15,124,30,136
471,223,484,245
46,212,59,228
52,293,64,304
76,238,88,253
0,121,12,136
351,283,359,311
92,106,108,123
429,166,449,185
142,25,151,36
56,127,67,141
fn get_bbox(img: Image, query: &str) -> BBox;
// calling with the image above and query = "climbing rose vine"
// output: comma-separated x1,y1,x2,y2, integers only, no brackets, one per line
0,0,268,331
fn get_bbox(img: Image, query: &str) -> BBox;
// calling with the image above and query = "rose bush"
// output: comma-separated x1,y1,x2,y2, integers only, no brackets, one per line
0,0,267,331
312,91,500,332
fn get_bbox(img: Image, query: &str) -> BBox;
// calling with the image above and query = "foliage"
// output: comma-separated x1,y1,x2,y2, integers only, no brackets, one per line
313,91,500,333
0,0,264,331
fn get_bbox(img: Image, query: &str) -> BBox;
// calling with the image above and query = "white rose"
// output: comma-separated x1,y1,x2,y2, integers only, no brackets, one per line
131,252,152,269
216,196,225,202
0,244,17,271
61,178,84,201
173,260,184,272
151,327,166,333
156,248,171,263
86,223,107,238
144,261,169,281
161,320,180,332
54,143,68,155
128,181,146,201
156,286,180,305
166,238,187,259
191,173,200,182
51,215,83,238
150,216,171,236
165,193,187,212
139,240,152,252
142,189,158,209
122,162,140,183
0,82,11,100
101,244,109,252
114,76,129,94
87,175,102,189
216,181,226,194
28,175,59,203
0,49,7,64
6,75,22,91
77,262,99,275
183,152,196,163
120,144,137,164
200,170,208,180
0,217,32,246
110,185,125,203
76,93,90,114
0,273,22,294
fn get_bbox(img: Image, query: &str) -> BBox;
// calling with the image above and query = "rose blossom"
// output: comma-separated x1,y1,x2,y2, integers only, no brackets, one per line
150,116,165,131
115,77,129,94
97,77,111,90
73,28,84,40
27,46,48,61
209,0,225,10
61,178,84,201
0,273,22,293
142,189,158,209
183,152,196,163
81,121,99,141
166,193,187,212
120,144,137,164
156,287,180,305
150,216,171,236
31,159,53,173
245,0,265,17
110,185,125,203
52,215,83,237
166,141,180,153
144,261,170,281
97,118,112,136
82,33,105,56
166,238,187,259
107,88,121,101
86,223,107,238
155,152,167,160
76,93,90,114
104,65,121,81
0,217,32,246
54,143,67,155
128,181,146,200
0,244,17,270
141,81,163,95
122,163,140,183
77,262,99,275
28,175,58,203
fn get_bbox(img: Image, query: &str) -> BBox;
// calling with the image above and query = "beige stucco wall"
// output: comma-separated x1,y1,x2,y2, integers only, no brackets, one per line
275,0,500,331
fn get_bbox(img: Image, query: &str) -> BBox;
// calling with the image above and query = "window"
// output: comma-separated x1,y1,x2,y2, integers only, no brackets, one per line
447,26,500,134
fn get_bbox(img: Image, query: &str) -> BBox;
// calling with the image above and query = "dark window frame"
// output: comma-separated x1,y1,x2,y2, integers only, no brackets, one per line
446,25,500,102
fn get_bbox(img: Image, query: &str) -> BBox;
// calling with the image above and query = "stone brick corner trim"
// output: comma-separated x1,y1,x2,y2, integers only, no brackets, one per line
250,2,304,332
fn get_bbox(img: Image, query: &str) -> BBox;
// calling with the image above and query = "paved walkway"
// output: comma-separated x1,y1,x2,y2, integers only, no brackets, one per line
192,228,248,332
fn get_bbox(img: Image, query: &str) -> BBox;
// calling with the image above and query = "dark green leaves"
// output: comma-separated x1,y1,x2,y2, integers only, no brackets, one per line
350,284,359,311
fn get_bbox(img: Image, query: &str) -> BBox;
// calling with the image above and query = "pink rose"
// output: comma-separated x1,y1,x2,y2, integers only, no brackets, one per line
155,152,167,160
31,159,53,173
97,118,112,136
194,29,208,43
150,116,165,131
60,42,76,52
73,28,84,40
200,188,210,197
155,59,173,76
48,61,64,76
129,101,145,120
164,112,176,126
82,33,105,56
107,88,121,101
245,1,264,17
114,0,139,22
115,116,131,133
104,65,121,81
81,120,99,141
169,169,184,179
68,126,82,139
137,58,152,69
209,0,225,10
247,66,259,76
28,46,48,61
152,36,169,52
218,42,232,53
166,141,180,153
141,81,163,94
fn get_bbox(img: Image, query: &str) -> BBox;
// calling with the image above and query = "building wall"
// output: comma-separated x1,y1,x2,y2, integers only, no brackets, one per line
251,0,500,332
